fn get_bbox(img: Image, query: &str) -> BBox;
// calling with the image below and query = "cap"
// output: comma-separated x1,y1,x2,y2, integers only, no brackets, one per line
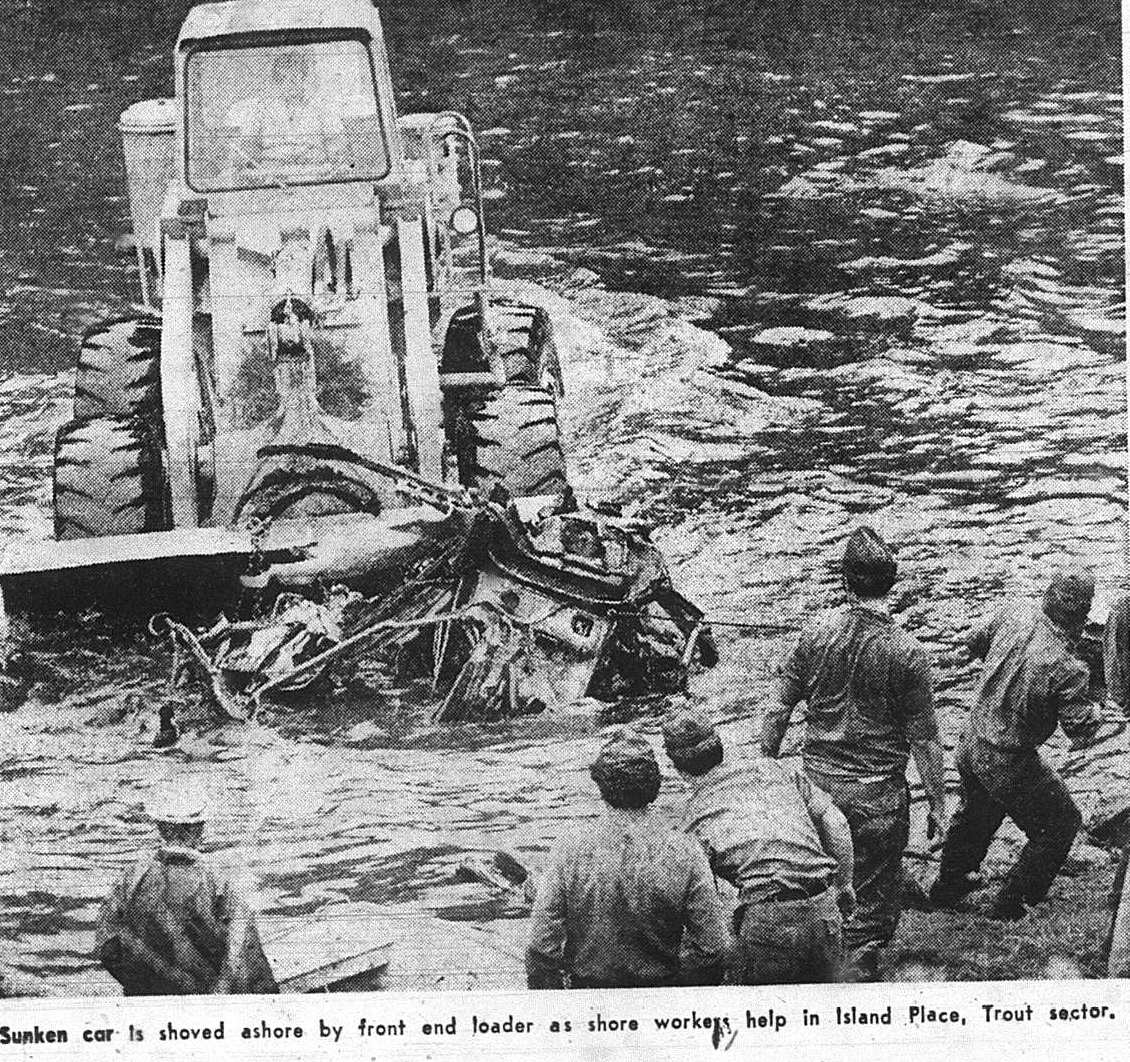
842,526,897,597
1043,564,1096,629
662,706,719,761
147,783,208,826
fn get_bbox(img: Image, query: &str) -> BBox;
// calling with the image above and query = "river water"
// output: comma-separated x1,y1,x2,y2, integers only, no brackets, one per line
0,0,1125,991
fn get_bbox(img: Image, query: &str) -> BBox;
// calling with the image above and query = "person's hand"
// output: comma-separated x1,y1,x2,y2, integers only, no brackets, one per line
836,883,857,919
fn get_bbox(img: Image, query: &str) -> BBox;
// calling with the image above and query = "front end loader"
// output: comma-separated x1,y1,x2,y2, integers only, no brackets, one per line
0,0,718,721
2,0,567,618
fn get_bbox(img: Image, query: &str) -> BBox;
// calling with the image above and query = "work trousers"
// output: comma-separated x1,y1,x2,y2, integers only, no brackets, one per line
938,735,1082,907
732,886,842,984
1107,847,1130,977
805,768,908,979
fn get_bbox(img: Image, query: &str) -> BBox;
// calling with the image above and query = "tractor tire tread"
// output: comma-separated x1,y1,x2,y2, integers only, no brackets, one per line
53,416,168,539
462,383,568,498
441,299,563,394
73,316,162,420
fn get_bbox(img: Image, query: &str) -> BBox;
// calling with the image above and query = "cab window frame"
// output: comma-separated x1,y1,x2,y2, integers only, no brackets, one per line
182,28,392,193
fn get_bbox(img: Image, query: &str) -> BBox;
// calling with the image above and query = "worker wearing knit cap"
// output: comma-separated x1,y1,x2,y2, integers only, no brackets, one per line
526,727,729,989
664,708,854,984
762,526,945,981
933,564,1104,919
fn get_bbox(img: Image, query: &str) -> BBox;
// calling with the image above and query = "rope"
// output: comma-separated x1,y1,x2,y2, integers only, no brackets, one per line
337,575,798,634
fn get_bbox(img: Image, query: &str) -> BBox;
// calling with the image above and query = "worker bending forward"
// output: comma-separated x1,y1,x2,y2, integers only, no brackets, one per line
932,566,1102,919
526,729,730,989
97,786,277,995
762,527,946,981
664,707,855,983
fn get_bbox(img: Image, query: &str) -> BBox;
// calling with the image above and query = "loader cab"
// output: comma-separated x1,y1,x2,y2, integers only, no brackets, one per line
184,34,391,193
172,0,404,197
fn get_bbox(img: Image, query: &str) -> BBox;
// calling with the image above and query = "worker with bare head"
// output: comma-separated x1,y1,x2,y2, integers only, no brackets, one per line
526,727,729,989
96,783,277,995
226,47,344,170
933,562,1103,920
761,526,946,981
664,707,855,984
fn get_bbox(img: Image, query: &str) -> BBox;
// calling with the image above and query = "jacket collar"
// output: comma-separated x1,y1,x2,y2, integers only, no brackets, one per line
848,596,891,619
1038,607,1081,647
603,805,654,828
686,762,726,797
157,844,204,865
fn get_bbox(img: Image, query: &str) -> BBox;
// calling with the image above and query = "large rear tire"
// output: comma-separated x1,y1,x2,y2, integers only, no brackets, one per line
461,384,567,498
53,417,169,539
73,316,162,420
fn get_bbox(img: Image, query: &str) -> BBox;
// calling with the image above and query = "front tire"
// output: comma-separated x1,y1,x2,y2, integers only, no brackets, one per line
441,298,564,395
53,416,169,539
489,298,563,395
460,384,567,498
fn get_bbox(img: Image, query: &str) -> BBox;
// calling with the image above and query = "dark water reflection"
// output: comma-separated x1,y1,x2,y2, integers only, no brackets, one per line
0,0,1125,990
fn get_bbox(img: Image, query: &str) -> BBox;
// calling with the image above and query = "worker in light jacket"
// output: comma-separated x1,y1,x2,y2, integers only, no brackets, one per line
526,728,730,989
97,784,277,995
664,707,855,984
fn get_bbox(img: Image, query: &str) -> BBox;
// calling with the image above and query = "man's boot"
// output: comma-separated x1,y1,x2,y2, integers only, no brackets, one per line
987,882,1027,921
928,871,983,909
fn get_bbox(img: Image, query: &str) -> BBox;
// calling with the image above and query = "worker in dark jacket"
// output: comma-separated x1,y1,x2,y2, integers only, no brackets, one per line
526,728,730,989
97,785,277,995
663,707,855,984
761,526,946,981
932,565,1103,919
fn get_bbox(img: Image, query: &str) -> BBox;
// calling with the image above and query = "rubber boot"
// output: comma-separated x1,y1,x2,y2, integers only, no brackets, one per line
928,871,983,909
987,883,1027,921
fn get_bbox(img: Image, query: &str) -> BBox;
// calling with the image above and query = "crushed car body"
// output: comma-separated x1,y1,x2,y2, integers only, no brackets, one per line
154,491,717,723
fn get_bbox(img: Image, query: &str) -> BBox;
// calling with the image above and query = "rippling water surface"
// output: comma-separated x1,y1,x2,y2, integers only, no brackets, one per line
0,0,1125,990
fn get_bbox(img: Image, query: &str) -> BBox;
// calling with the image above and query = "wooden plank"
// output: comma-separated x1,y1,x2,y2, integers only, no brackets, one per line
0,526,253,577
260,903,397,993
260,904,526,994
1109,849,1130,977
379,912,526,993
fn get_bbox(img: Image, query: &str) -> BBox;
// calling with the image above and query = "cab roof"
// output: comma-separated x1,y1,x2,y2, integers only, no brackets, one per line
178,0,380,46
